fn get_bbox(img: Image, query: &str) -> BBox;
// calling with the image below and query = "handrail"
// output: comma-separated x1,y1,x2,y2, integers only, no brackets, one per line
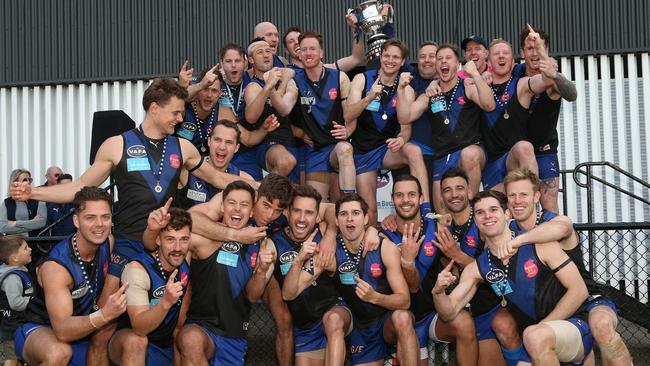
572,161,650,206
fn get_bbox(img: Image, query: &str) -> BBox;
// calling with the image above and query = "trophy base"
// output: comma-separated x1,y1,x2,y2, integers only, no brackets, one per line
366,33,389,61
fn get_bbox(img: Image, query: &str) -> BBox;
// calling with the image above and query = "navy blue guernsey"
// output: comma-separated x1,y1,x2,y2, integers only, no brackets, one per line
176,102,218,155
476,243,582,331
186,241,260,337
352,70,400,153
0,270,32,340
509,210,604,297
240,76,294,152
293,67,345,149
271,229,340,329
424,80,482,159
406,65,436,152
380,210,441,320
128,254,190,346
219,81,248,122
334,238,391,328
481,77,530,161
175,163,240,209
25,236,110,325
113,129,183,241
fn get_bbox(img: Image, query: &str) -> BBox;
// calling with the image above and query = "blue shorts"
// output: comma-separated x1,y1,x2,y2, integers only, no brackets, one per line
473,304,500,341
146,343,173,366
195,324,247,366
348,314,389,365
14,323,88,366
109,237,145,277
414,311,439,356
295,320,327,354
411,141,434,156
583,296,617,313
306,144,337,174
482,152,509,190
232,148,263,181
565,317,594,365
354,145,388,175
257,143,301,183
536,152,560,180
433,150,462,181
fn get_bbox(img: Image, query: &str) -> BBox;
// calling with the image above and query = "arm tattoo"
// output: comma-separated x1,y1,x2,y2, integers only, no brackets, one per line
555,74,577,102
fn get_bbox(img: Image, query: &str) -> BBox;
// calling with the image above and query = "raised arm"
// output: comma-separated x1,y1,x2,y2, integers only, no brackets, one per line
268,79,299,117
396,79,429,125
281,230,331,300
245,239,276,302
187,64,220,101
433,260,481,322
463,61,496,111
395,223,422,293
325,13,366,72
239,114,280,147
142,198,173,252
244,69,281,124
344,73,379,122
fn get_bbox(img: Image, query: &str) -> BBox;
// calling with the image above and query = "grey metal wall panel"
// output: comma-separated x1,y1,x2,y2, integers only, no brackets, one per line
2,0,649,86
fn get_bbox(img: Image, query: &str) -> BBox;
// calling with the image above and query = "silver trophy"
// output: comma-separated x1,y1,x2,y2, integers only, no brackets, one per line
349,1,391,60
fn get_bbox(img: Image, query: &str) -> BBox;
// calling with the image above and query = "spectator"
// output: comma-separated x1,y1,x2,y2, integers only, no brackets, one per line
45,174,75,237
0,169,47,237
42,166,63,187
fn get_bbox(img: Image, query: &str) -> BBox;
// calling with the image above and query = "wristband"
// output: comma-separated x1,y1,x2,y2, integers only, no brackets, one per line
89,309,106,329
400,257,415,267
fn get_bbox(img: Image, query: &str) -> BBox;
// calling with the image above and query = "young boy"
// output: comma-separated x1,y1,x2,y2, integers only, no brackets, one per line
0,235,33,366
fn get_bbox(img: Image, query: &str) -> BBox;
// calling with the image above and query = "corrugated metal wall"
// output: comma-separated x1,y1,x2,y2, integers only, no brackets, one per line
2,0,649,86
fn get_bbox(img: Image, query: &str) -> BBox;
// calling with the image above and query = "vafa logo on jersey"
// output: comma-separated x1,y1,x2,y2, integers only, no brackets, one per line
127,145,147,158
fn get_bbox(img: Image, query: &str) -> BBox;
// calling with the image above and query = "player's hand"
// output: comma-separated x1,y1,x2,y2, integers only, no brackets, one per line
386,137,404,153
302,133,315,147
345,13,358,29
425,79,441,97
355,275,378,303
539,59,558,80
280,67,296,80
262,114,280,133
10,181,32,201
526,23,544,50
494,236,518,260
297,230,319,261
234,226,268,244
464,60,480,78
481,70,493,85
161,269,184,309
433,226,461,260
362,226,380,257
432,260,456,295
178,60,194,88
201,64,220,87
147,197,173,232
368,76,384,100
401,222,424,262
398,72,413,89
103,283,129,320
314,244,335,270
257,239,276,272
264,67,282,86
437,213,452,227
381,214,398,232
330,122,349,140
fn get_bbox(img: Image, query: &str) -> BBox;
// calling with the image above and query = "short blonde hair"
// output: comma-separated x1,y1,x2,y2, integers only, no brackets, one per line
7,168,30,197
504,168,541,193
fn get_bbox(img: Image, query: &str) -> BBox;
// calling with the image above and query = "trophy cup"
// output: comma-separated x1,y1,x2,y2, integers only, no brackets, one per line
349,1,391,60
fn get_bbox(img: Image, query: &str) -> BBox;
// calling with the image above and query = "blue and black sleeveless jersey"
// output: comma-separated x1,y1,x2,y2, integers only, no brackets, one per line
380,210,440,320
219,81,248,122
271,229,340,329
293,67,345,149
128,253,190,346
334,238,391,328
186,241,260,337
240,76,294,152
351,70,400,153
113,128,183,241
404,64,436,151
175,163,241,209
0,269,33,340
176,102,218,155
424,80,482,159
25,236,110,325
509,210,604,297
481,76,530,160
476,243,582,331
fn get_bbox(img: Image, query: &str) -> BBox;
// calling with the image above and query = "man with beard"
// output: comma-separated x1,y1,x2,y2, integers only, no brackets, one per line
494,169,632,365
273,185,351,366
434,190,592,365
272,32,357,201
480,27,556,191
345,39,430,225
515,27,577,212
13,187,128,366
175,181,275,365
397,44,495,214
380,175,478,365
242,38,300,182
332,193,418,365
109,207,191,366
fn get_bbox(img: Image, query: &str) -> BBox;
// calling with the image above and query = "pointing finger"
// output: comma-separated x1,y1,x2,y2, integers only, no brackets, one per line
443,259,455,272
163,197,173,212
168,269,178,284
181,59,189,71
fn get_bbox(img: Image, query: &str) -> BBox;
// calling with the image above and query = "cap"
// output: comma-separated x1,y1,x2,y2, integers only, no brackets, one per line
461,35,488,50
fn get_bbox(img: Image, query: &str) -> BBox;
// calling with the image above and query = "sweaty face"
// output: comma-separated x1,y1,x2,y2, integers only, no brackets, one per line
392,180,422,221
435,48,459,83
73,200,112,246
254,197,284,226
152,96,185,135
336,201,368,242
489,42,514,77
506,179,540,222
196,81,221,113
417,45,437,79
157,227,190,269
380,45,405,75
474,197,509,238
288,196,319,241
222,189,254,229
285,31,301,60
464,41,488,72
208,125,239,170
221,49,246,85
299,37,323,69
441,176,470,214
251,44,274,73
